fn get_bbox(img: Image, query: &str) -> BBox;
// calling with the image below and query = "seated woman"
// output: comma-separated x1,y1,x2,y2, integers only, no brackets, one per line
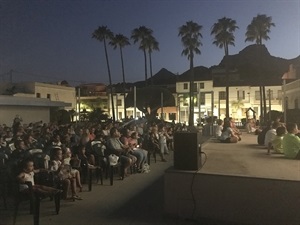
62,147,83,192
127,132,148,173
50,147,82,200
219,120,239,143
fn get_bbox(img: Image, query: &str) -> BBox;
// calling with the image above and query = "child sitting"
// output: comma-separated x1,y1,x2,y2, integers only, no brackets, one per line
267,126,286,155
215,119,223,139
50,148,82,200
17,159,62,196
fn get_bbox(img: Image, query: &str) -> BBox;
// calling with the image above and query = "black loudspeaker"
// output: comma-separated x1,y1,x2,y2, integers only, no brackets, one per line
174,132,201,170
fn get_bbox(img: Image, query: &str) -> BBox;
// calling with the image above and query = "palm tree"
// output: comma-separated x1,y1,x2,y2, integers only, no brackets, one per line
245,14,275,124
109,34,131,119
144,35,159,85
211,17,238,119
92,26,116,122
178,21,203,127
131,26,153,86
245,14,275,44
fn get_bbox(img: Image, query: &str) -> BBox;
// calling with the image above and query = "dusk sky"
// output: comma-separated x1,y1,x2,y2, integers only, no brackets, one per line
0,0,299,85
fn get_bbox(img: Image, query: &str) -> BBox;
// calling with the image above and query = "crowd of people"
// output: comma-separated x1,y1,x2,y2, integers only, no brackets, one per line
214,116,300,159
0,116,179,201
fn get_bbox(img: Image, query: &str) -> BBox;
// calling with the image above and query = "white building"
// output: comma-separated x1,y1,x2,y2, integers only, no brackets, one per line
0,95,70,126
176,80,283,124
0,82,76,110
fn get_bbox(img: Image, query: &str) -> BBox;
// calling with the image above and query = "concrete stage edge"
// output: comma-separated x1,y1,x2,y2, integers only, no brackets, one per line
164,133,300,225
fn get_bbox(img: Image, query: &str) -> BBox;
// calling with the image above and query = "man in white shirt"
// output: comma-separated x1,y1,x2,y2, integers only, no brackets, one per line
264,121,281,147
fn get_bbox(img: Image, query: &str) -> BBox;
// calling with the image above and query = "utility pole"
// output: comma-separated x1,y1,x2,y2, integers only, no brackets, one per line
9,69,13,83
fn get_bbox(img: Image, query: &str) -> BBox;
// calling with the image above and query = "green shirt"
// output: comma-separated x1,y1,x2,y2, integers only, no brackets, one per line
282,133,300,159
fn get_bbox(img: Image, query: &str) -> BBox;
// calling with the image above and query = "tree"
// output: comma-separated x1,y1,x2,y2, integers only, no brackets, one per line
178,21,203,126
125,86,175,122
144,35,159,85
245,14,275,45
92,26,116,122
88,108,109,123
245,14,275,124
131,26,153,85
211,17,238,119
109,34,131,119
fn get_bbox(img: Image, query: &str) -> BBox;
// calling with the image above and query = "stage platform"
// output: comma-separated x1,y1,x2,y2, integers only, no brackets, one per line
164,133,300,225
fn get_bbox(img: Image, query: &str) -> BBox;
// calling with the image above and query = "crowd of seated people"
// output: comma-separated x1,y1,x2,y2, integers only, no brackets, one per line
0,117,176,204
215,117,242,143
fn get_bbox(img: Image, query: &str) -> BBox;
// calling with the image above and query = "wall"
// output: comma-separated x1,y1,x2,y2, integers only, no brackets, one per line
0,106,49,126
164,170,300,225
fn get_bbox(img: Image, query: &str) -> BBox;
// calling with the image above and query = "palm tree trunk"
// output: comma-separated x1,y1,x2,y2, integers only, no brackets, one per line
149,52,153,85
189,51,194,127
262,85,267,123
104,39,115,122
224,54,230,119
120,47,127,120
259,86,263,125
143,49,148,86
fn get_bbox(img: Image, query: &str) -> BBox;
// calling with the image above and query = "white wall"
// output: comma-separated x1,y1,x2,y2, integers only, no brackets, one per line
0,106,49,126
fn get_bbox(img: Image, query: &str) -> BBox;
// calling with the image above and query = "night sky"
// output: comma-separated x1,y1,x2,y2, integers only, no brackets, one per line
0,0,299,85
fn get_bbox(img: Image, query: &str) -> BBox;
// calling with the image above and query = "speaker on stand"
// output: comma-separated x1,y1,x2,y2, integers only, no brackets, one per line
173,132,202,170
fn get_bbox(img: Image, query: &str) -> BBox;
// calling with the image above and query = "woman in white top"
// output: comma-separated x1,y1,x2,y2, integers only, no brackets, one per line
220,120,239,143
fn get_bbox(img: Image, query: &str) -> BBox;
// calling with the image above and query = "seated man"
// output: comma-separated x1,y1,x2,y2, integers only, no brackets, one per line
282,123,300,159
106,127,133,178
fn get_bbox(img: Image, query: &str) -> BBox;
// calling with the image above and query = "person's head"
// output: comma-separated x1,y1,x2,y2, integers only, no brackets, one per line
53,134,61,143
15,139,26,150
64,147,72,158
222,120,231,132
217,119,223,126
271,121,281,129
151,125,158,133
286,123,298,134
78,145,86,155
22,159,34,173
110,127,120,138
130,132,138,139
53,147,63,161
276,126,286,137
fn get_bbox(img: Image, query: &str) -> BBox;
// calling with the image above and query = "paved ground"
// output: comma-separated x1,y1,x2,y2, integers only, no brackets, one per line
1,136,212,225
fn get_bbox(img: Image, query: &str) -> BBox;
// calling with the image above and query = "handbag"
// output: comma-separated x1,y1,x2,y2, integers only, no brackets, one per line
108,154,119,166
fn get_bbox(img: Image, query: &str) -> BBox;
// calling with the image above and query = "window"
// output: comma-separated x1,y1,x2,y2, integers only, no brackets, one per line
266,90,274,100
277,90,282,100
183,83,188,90
118,112,122,119
193,83,197,91
169,113,176,121
237,90,245,100
219,91,226,100
255,91,260,100
199,83,204,89
183,99,189,106
117,99,122,106
200,93,205,105
47,94,51,99
36,93,41,98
